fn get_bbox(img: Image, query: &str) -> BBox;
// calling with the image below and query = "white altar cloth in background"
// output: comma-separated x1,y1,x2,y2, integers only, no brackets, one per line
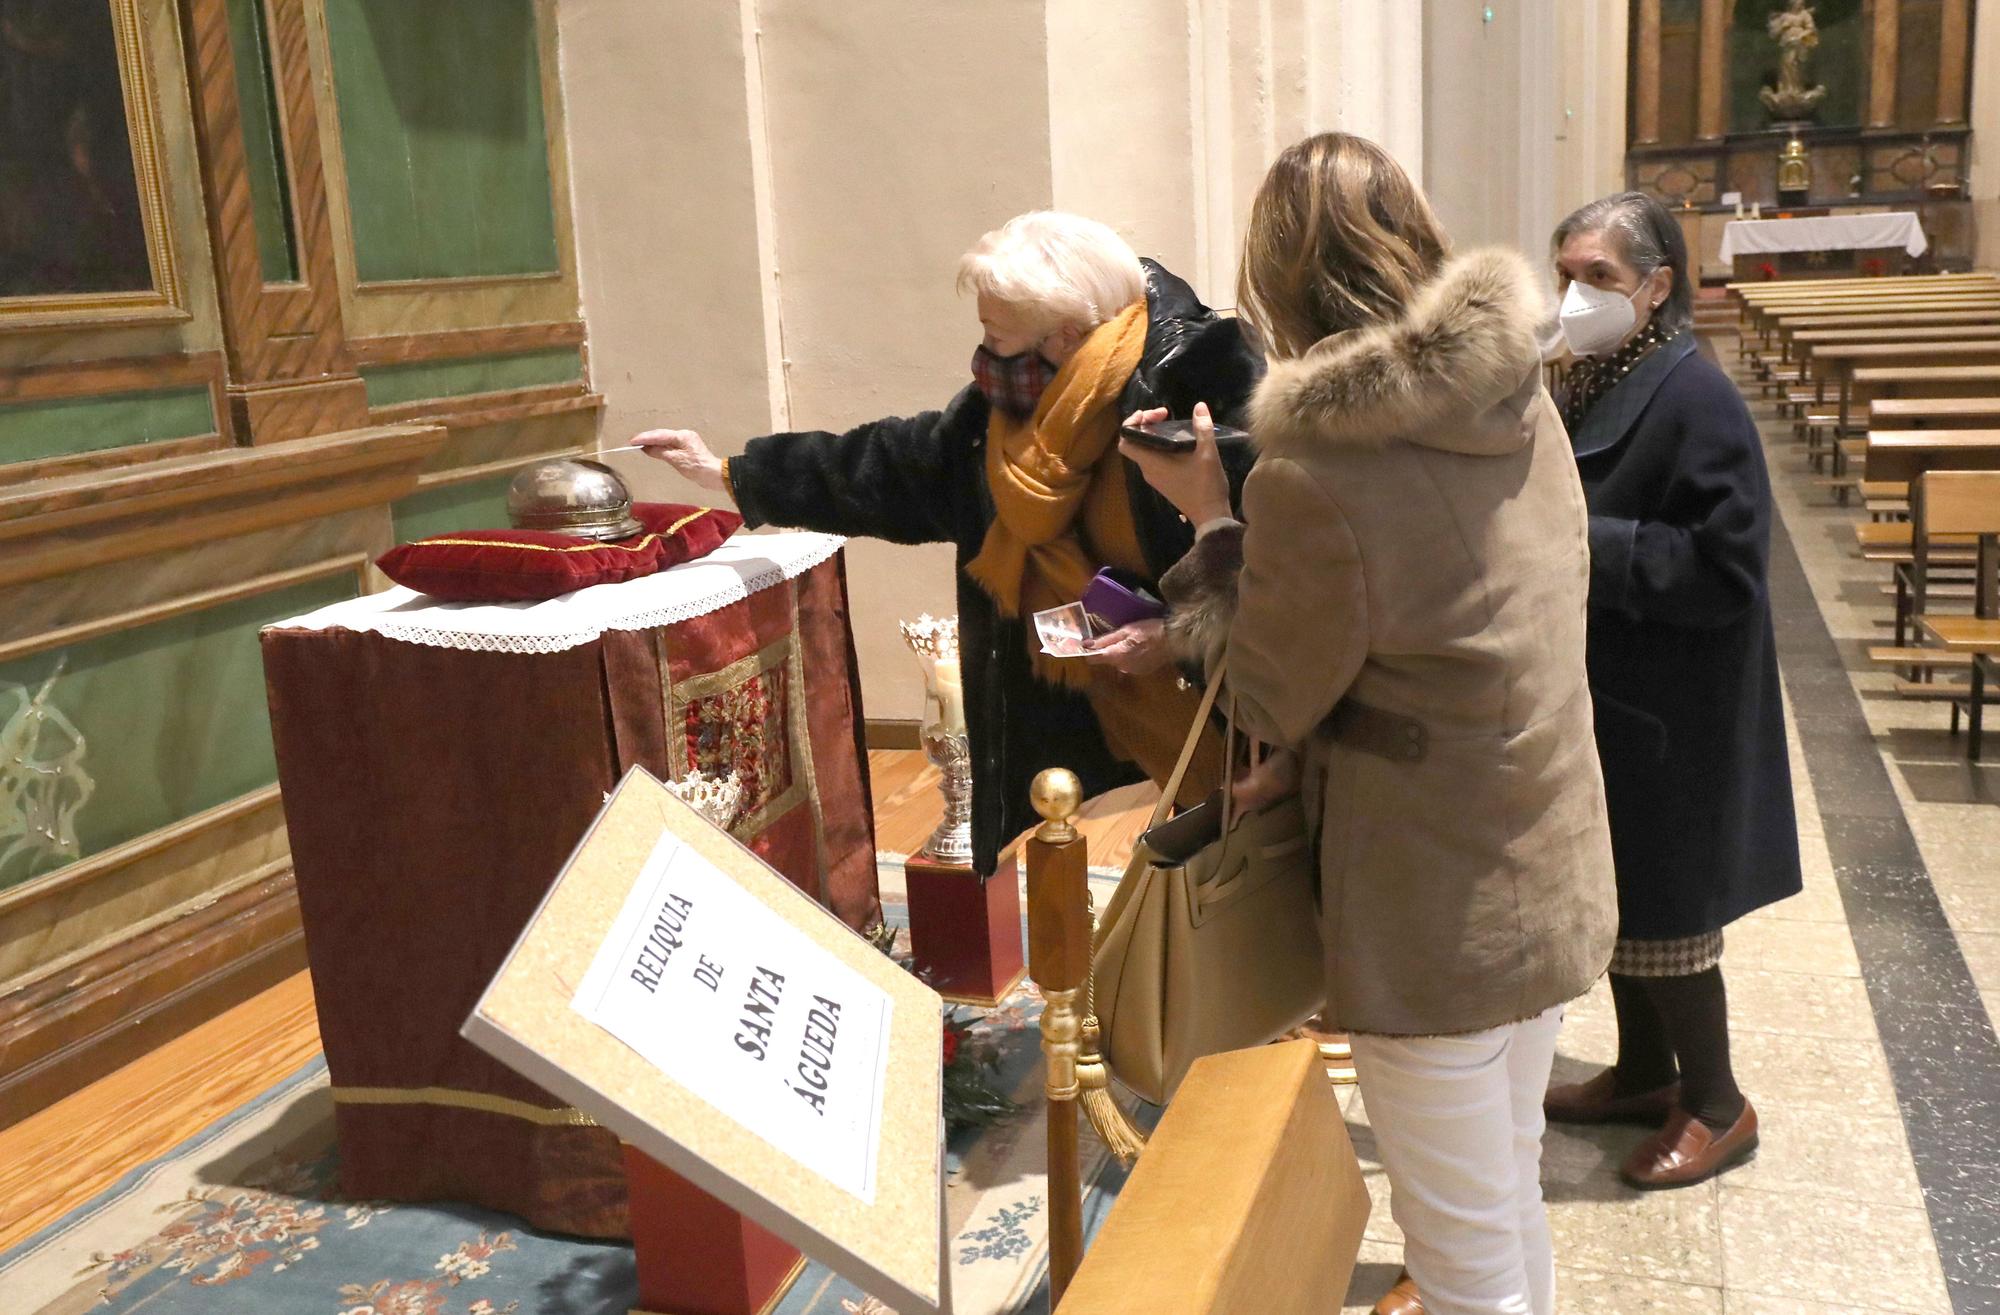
1718,211,1928,262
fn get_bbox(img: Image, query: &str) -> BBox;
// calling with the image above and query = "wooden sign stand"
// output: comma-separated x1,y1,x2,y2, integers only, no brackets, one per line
465,768,950,1315
626,1148,805,1315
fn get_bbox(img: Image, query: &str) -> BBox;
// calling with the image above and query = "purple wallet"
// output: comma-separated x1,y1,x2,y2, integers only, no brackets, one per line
1082,568,1166,633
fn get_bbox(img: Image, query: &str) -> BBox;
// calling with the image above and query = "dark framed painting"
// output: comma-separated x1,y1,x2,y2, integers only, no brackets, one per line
0,0,186,329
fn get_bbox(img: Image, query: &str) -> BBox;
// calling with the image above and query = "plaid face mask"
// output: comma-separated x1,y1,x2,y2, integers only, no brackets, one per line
970,343,1059,421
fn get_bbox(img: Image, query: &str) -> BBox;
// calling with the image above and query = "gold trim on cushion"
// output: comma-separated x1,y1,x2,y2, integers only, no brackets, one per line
332,1084,600,1127
413,509,716,555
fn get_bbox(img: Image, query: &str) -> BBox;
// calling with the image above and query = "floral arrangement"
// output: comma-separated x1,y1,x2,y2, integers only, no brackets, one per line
1862,256,1889,278
868,923,1018,1132
939,1007,1017,1129
1759,261,1779,282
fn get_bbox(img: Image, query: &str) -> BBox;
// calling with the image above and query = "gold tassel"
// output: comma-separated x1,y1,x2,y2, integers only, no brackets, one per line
1077,1014,1147,1163
1076,887,1147,1164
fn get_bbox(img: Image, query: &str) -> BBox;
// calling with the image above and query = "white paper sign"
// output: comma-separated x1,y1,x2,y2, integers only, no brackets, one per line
572,829,894,1202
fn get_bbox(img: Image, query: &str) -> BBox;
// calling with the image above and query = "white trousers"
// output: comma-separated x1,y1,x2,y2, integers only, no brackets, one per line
1349,1006,1564,1315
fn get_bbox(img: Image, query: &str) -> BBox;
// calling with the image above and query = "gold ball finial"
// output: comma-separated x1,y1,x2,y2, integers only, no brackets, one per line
1031,769,1081,843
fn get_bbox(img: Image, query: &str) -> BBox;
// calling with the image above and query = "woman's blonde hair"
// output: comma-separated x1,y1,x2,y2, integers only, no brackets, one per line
957,211,1146,336
1237,133,1451,359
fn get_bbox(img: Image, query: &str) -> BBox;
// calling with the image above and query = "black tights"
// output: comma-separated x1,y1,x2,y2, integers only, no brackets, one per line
1609,967,1747,1131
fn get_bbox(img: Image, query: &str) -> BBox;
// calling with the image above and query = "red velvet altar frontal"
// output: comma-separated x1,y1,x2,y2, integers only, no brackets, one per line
261,553,879,1239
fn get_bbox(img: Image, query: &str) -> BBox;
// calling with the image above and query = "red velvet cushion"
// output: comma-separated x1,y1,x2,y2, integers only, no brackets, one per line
376,502,743,602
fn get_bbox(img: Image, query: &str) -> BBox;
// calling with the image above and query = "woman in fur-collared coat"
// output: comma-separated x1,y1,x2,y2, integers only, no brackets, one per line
1122,133,1615,1315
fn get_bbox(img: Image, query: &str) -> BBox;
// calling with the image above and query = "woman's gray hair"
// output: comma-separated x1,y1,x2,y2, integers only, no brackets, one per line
1552,191,1694,336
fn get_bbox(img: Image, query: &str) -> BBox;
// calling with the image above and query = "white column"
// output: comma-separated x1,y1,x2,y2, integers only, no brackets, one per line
1268,0,1311,151
1309,0,1425,183
1557,0,1631,219
752,0,1052,716
737,0,791,432
554,0,781,462
1423,0,1565,257
1515,0,1562,259
1046,0,1202,279
1970,0,2000,266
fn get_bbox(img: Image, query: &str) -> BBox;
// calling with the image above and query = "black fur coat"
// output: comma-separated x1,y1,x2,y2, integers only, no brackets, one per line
726,260,1262,875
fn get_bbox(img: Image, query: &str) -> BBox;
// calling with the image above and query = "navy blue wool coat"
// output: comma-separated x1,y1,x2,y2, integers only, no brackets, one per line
726,261,1261,877
1565,333,1803,940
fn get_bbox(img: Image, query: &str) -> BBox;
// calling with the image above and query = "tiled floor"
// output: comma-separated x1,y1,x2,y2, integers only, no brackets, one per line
1338,339,1997,1313
1339,710,1954,1313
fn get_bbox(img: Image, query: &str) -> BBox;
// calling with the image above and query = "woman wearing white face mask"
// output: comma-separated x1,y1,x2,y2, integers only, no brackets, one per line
1543,192,1801,1191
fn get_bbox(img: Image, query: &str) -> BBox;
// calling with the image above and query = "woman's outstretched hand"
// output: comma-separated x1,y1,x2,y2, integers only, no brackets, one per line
1117,402,1233,528
630,428,728,493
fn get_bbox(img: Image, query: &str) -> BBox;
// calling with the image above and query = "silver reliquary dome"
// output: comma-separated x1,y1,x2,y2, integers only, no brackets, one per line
505,458,645,541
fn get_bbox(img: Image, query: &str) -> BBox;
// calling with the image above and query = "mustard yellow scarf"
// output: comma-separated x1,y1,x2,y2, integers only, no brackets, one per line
965,301,1222,803
966,301,1149,682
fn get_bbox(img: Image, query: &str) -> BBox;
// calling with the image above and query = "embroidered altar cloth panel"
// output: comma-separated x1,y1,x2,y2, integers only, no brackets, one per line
260,533,878,1238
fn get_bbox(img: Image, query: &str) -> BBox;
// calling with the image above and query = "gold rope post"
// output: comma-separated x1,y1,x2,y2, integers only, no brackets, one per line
1026,769,1090,1305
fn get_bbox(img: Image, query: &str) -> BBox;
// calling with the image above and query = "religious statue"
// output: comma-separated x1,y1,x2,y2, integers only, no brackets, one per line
1760,0,1828,121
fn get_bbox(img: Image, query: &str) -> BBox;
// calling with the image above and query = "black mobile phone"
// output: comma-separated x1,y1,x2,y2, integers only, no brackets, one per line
1118,417,1250,452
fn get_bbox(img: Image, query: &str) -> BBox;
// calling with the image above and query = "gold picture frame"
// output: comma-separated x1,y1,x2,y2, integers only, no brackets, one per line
0,0,187,332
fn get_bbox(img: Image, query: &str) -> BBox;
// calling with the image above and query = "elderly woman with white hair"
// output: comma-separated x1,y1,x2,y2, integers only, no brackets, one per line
632,212,1261,877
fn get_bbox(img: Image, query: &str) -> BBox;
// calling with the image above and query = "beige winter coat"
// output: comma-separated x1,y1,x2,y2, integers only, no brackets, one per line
1164,248,1617,1037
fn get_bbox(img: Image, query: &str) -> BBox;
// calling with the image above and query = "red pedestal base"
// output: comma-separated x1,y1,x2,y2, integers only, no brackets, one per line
624,1146,805,1315
904,852,1027,1006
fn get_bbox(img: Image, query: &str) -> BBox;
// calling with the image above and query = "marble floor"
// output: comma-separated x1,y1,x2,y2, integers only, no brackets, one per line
1339,337,1999,1313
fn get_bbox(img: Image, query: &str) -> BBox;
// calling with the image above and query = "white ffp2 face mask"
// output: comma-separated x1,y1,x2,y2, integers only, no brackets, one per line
1558,279,1644,358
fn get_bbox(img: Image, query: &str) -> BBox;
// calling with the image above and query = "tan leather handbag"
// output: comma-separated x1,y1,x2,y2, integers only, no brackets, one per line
1091,666,1326,1105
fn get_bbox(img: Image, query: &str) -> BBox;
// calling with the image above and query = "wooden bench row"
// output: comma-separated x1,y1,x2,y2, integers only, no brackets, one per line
1721,275,2000,755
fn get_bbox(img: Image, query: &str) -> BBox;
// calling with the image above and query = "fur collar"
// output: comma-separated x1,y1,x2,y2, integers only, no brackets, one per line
1248,248,1552,457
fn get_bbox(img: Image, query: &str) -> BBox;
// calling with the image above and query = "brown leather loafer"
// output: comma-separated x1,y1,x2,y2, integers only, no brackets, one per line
1544,1068,1681,1126
1620,1102,1759,1190
1373,1269,1424,1315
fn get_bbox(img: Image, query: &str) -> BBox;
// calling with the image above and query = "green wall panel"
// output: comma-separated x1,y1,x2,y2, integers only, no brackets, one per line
1730,0,1866,133
324,0,560,282
0,387,216,468
361,347,582,409
226,0,300,283
0,573,358,891
392,473,516,543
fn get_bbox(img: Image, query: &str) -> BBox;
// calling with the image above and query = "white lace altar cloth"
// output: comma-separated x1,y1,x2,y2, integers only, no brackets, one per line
268,531,845,655
1718,211,1928,261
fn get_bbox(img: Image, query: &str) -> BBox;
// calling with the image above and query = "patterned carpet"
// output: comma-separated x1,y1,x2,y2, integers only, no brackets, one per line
1,882,1149,1315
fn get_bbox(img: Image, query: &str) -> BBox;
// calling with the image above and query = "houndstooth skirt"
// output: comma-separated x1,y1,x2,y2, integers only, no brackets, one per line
1609,929,1725,977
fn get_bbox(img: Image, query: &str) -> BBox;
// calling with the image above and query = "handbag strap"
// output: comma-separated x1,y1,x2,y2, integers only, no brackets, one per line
1221,693,1241,834
1147,659,1228,829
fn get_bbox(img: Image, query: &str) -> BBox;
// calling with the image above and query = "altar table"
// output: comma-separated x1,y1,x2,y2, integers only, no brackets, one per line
260,531,880,1238
1720,211,1928,280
